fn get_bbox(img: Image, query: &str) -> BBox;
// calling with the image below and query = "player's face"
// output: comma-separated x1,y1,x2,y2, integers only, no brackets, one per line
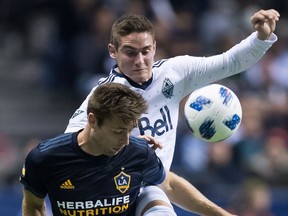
93,116,133,156
109,32,156,85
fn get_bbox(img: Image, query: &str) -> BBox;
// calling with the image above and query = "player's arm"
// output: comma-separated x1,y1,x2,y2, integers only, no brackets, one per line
159,171,237,216
22,189,46,216
252,9,280,40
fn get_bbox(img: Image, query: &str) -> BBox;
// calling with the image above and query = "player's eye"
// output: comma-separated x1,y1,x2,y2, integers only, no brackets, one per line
142,49,150,55
125,50,137,56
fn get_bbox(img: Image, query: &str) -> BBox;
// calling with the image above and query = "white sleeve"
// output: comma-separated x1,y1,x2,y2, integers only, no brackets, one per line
179,32,278,95
64,87,96,133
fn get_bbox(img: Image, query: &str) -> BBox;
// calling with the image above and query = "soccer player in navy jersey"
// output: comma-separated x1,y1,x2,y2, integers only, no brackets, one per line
21,83,237,216
64,9,279,216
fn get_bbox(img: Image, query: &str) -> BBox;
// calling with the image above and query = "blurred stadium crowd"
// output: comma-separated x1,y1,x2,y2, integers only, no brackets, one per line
0,0,288,215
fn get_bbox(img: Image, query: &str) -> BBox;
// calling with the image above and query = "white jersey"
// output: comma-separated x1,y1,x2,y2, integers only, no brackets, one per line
65,32,277,169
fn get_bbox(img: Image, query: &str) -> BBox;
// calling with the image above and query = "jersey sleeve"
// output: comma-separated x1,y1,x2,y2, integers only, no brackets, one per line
142,147,166,185
20,147,47,198
168,32,278,97
64,87,96,133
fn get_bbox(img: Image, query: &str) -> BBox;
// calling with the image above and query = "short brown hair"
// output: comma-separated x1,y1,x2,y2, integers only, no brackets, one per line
110,13,155,50
87,83,148,127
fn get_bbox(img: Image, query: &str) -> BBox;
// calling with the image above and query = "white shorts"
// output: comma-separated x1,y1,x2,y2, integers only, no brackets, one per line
135,185,177,216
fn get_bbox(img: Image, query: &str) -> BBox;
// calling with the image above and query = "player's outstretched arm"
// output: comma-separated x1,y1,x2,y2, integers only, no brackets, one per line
22,189,46,216
159,171,237,216
251,9,280,40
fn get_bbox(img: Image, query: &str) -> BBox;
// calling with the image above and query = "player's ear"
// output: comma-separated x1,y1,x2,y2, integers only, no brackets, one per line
88,113,97,128
108,43,116,58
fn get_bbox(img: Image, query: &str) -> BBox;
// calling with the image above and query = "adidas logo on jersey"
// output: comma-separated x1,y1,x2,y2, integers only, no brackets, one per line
60,179,75,189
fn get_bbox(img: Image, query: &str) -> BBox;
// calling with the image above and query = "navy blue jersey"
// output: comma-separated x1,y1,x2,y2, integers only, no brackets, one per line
20,131,166,216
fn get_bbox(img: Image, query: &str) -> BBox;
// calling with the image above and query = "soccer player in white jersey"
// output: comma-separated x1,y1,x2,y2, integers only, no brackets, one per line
65,9,280,216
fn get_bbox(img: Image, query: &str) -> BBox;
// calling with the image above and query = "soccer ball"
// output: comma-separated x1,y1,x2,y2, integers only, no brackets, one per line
184,84,242,143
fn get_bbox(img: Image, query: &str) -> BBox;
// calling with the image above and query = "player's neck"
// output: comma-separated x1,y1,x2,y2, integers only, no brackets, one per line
115,67,121,74
78,126,103,156
80,141,103,156
77,125,89,144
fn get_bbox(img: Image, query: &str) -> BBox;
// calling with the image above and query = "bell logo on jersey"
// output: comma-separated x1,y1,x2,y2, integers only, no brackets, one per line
162,78,174,98
114,171,131,194
138,105,173,136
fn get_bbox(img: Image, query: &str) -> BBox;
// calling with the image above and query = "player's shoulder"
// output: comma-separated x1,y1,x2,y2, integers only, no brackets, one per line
152,56,193,70
153,59,168,69
27,133,75,165
129,136,149,149
124,136,156,162
38,133,74,154
98,67,134,85
128,136,158,156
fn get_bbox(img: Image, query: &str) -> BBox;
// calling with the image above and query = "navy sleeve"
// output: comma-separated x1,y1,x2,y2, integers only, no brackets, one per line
20,146,47,198
142,147,166,185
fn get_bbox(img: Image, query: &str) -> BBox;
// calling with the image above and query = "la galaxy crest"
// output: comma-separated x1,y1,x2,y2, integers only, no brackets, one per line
162,78,174,99
114,171,131,194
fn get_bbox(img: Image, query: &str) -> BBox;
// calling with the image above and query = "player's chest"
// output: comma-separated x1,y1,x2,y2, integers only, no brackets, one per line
47,167,140,215
46,161,144,198
132,75,183,101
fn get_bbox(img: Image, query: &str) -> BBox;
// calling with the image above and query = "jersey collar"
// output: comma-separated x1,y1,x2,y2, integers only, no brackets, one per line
111,65,153,90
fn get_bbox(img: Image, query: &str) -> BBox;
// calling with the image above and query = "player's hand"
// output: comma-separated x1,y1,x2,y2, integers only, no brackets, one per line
251,9,280,40
138,135,163,150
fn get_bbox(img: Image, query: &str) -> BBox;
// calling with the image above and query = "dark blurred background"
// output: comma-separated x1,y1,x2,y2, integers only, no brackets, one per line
0,0,288,215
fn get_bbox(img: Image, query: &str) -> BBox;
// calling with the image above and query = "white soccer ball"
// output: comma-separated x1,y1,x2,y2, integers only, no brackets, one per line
184,84,242,143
